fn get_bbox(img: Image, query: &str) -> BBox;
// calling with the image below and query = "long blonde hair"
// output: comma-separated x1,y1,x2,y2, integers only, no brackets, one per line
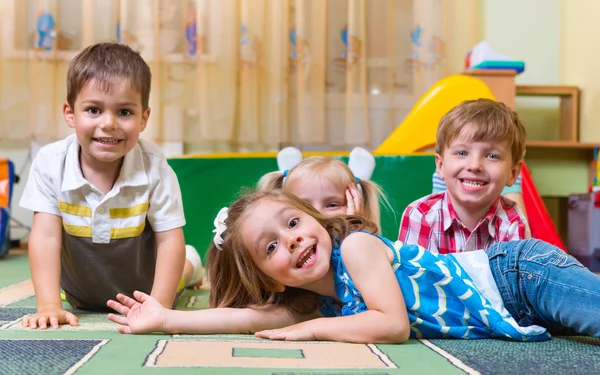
206,189,378,315
257,156,387,230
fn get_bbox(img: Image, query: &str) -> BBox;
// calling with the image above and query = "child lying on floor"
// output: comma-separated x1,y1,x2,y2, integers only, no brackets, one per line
107,190,600,342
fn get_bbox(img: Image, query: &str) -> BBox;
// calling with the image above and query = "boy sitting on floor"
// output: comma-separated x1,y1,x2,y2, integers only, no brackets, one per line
19,43,203,329
399,99,530,254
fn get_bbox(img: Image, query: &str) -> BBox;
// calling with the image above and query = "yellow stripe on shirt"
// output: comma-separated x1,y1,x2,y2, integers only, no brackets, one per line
63,223,93,237
63,223,146,240
111,222,146,239
58,201,92,217
110,202,149,218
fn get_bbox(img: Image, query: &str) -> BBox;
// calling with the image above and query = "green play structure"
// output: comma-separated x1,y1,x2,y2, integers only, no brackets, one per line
168,154,435,259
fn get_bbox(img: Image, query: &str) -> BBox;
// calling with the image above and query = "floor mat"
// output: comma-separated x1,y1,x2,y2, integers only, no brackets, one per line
2,252,600,374
146,339,398,369
424,336,600,375
0,339,108,375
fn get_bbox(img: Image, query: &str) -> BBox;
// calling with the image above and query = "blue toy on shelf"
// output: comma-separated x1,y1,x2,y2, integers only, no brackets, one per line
472,60,525,74
466,41,525,74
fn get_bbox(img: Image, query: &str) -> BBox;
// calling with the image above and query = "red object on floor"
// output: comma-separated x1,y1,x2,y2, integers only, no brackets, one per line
521,163,567,252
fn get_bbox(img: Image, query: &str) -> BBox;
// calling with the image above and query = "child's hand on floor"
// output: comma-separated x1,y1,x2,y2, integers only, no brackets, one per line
21,308,78,329
345,185,363,216
107,291,166,334
255,322,316,341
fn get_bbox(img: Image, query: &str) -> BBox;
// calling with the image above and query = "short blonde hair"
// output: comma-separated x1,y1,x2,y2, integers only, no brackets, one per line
206,189,378,315
257,156,386,229
435,99,526,165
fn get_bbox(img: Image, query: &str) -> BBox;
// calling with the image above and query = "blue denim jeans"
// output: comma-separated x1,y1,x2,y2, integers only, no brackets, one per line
487,239,600,337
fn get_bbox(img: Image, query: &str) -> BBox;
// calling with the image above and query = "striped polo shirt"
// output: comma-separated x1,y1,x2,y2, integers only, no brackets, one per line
20,134,185,309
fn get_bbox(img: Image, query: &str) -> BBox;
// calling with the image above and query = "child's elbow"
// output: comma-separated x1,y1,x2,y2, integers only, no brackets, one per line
397,326,411,343
376,322,410,344
390,324,410,343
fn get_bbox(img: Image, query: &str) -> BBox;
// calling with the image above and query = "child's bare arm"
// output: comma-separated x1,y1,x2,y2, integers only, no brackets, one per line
150,227,186,308
107,291,313,335
257,232,410,343
22,212,78,329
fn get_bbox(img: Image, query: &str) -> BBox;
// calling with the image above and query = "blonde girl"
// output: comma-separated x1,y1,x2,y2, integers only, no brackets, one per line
258,147,386,229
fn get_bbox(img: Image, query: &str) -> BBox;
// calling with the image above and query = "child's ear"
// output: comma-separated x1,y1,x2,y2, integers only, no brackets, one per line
63,101,75,129
140,107,151,132
435,153,445,180
506,160,523,187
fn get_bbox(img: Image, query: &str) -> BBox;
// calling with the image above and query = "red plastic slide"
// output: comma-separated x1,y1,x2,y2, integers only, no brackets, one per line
521,163,567,252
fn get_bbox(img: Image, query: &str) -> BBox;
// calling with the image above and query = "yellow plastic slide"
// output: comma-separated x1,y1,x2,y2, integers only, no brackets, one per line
375,74,495,154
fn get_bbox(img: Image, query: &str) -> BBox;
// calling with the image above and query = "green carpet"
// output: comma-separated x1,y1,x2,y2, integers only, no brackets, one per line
1,251,599,374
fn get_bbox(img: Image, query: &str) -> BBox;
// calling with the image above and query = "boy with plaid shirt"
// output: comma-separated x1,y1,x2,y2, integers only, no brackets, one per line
399,99,530,254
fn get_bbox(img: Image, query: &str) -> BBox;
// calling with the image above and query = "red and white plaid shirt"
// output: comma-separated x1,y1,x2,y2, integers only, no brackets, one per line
399,192,530,254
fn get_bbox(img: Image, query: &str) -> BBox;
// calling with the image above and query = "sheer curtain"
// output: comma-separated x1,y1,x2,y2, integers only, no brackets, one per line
0,0,479,153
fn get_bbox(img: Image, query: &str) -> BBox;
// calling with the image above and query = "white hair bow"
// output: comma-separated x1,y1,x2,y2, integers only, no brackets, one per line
275,146,376,189
277,147,303,185
348,147,376,181
277,146,303,172
212,207,229,250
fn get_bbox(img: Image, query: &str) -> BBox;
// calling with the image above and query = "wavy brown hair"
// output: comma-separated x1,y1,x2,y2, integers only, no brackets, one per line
206,189,379,315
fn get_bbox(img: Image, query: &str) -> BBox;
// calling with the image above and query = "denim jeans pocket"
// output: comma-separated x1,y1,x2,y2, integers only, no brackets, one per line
486,242,510,261
525,247,585,268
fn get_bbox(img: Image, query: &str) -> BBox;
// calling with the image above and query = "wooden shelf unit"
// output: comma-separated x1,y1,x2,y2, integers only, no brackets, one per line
526,140,599,149
516,85,580,142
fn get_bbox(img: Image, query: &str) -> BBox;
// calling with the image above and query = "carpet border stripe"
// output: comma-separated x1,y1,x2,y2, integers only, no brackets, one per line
64,339,110,375
419,339,480,375
145,339,168,367
0,280,34,307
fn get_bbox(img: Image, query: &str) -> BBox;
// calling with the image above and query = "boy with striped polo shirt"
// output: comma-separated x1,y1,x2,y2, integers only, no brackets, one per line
19,43,203,329
399,99,530,254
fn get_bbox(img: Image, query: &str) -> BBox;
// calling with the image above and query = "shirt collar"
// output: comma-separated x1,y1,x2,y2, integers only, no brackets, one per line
482,199,503,237
441,192,455,231
61,138,148,192
116,142,148,188
61,138,88,192
442,191,503,236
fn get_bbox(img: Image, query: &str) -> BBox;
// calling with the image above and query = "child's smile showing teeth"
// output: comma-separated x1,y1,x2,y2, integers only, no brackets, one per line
94,137,122,145
296,245,317,268
460,178,487,189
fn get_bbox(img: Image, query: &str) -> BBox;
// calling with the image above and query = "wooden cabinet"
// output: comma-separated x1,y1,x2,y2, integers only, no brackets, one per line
464,69,517,109
516,85,580,143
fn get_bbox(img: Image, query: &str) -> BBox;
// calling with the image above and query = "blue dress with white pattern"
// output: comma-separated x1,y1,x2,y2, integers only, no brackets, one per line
319,232,550,341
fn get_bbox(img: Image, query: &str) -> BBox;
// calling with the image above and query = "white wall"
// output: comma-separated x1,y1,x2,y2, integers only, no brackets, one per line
483,0,561,141
561,0,600,142
483,0,560,85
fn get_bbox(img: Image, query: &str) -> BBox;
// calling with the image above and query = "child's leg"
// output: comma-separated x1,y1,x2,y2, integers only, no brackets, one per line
487,239,600,337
